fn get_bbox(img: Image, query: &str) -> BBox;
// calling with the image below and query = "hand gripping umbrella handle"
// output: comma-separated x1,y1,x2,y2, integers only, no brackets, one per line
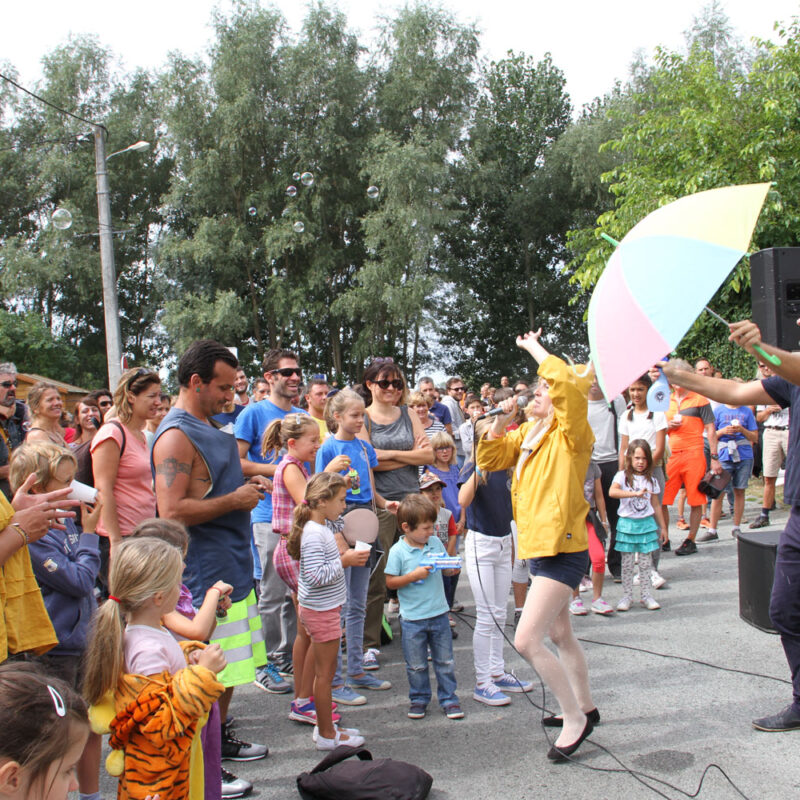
703,306,781,366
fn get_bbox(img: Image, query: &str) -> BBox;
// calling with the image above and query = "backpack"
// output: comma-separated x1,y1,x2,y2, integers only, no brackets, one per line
297,746,433,800
73,420,127,487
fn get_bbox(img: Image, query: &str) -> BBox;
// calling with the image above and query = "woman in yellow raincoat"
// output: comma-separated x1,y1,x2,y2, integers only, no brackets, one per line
477,329,597,762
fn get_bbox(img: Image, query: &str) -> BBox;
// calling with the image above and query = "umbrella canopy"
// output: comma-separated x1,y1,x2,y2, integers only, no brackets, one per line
588,183,770,400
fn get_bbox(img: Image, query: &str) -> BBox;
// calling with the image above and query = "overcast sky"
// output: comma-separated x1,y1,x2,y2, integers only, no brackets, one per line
2,0,799,109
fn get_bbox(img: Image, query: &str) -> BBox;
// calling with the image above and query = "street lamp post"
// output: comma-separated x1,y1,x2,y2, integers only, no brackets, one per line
93,128,149,390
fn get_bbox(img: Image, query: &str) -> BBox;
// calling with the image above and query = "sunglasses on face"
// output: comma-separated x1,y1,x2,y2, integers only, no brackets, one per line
272,368,302,379
374,379,403,390
0,380,17,388
449,386,464,392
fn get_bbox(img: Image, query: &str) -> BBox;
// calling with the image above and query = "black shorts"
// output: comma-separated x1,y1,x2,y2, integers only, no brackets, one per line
528,550,590,590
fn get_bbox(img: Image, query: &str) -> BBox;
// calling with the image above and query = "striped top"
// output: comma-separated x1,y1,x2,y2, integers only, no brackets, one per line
272,454,308,534
298,520,346,611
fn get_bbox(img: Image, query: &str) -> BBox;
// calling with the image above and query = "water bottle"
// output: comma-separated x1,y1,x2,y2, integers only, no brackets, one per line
647,367,670,412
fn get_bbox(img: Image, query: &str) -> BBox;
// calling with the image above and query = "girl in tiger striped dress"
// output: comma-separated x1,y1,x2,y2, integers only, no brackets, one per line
83,537,226,800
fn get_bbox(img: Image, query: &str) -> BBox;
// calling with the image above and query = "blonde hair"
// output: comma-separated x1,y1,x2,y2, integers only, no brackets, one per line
407,391,430,408
131,517,190,556
9,441,77,494
113,368,161,424
260,413,319,459
26,381,61,415
287,472,347,560
323,388,364,434
82,537,184,704
430,431,457,466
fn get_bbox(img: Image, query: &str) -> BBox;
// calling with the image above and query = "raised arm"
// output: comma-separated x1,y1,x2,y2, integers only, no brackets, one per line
728,319,800,387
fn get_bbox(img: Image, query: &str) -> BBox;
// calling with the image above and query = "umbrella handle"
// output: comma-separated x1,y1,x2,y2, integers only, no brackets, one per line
754,345,781,366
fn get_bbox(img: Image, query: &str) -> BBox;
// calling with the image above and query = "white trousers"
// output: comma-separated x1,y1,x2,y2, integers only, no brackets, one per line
464,530,512,686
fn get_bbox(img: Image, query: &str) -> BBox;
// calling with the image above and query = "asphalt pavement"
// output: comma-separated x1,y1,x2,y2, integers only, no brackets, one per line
100,499,799,800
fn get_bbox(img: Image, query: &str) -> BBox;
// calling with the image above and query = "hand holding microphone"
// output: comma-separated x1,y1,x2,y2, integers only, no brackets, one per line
477,394,527,420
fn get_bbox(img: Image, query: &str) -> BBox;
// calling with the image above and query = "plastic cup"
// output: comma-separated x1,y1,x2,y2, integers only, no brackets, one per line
354,540,372,552
68,480,98,504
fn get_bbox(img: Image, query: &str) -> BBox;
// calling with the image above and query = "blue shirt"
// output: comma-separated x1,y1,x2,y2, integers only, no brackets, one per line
430,401,452,427
461,466,513,537
429,464,462,522
385,535,449,621
316,437,378,505
762,376,800,505
234,399,305,523
713,405,757,462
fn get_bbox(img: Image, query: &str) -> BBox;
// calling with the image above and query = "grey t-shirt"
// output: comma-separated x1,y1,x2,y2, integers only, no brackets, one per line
368,405,420,500
588,396,626,463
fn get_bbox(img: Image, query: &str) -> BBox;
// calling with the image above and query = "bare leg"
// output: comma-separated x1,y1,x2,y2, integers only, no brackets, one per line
763,476,776,511
687,504,702,542
661,504,670,546
710,496,723,530
676,489,686,520
312,639,340,739
218,687,234,721
514,576,592,747
513,581,529,608
733,488,746,527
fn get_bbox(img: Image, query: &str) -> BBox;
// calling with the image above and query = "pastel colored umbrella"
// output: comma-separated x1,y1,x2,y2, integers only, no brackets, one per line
588,182,771,400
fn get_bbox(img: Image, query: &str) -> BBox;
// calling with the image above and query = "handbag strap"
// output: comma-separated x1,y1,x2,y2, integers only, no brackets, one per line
309,744,373,773
357,437,379,515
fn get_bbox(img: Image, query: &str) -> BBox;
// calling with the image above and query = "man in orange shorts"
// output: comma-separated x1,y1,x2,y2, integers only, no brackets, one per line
661,359,722,555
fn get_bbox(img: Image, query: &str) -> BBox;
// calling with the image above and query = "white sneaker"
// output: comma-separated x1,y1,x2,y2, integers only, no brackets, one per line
641,597,661,610
569,598,588,616
313,725,364,750
578,576,593,593
591,597,614,615
616,596,632,612
650,570,666,590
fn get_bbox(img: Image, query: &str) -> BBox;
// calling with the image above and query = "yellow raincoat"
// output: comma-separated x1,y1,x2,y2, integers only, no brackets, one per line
477,355,594,559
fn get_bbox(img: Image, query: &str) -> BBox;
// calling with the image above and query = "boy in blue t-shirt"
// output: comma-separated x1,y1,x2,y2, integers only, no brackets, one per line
702,403,758,539
385,494,464,721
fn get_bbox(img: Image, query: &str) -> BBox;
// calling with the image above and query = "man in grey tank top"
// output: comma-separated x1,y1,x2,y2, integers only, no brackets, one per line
153,340,272,785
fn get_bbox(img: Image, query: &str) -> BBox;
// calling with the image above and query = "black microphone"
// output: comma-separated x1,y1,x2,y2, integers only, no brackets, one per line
476,395,527,420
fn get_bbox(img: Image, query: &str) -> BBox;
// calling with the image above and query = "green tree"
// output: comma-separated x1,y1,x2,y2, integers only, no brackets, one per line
438,52,586,385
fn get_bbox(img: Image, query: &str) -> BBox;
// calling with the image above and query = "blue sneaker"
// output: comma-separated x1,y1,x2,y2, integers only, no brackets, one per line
331,685,367,706
472,683,511,706
253,663,291,694
348,673,392,691
492,671,533,693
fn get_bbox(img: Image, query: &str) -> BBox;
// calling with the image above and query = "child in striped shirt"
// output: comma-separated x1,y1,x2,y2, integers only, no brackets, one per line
288,472,369,750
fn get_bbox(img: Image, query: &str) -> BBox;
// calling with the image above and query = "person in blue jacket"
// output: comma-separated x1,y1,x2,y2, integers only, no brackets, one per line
9,441,104,800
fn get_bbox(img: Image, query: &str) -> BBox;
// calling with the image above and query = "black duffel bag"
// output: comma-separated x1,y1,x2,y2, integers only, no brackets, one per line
297,745,433,800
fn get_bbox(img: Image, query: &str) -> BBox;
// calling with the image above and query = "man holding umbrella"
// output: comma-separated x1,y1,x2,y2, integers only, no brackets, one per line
659,319,800,733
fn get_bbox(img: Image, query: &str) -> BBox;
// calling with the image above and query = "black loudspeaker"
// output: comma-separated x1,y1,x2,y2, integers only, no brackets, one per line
737,529,781,633
750,247,800,352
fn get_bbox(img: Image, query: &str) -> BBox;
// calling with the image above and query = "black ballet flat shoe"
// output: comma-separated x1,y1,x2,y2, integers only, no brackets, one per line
542,707,600,728
546,718,594,762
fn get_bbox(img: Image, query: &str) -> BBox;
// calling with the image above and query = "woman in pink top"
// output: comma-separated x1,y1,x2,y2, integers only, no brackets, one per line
91,368,161,560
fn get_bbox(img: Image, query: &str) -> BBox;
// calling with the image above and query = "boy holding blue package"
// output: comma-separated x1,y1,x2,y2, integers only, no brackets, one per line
385,494,464,721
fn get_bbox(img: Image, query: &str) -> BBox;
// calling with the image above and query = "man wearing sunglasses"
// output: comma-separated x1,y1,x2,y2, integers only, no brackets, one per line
441,377,468,467
235,349,305,693
0,363,28,500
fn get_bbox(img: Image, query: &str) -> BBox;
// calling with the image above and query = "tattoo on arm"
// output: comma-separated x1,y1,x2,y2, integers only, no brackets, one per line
156,457,191,488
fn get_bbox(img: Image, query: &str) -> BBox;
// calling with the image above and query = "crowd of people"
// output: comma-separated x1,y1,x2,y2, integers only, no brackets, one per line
1,318,799,800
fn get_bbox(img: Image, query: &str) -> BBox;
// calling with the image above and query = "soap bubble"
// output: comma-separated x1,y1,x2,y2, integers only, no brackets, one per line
293,221,305,233
366,185,380,200
300,172,314,187
248,206,257,217
286,185,297,197
51,207,72,230
293,172,301,181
